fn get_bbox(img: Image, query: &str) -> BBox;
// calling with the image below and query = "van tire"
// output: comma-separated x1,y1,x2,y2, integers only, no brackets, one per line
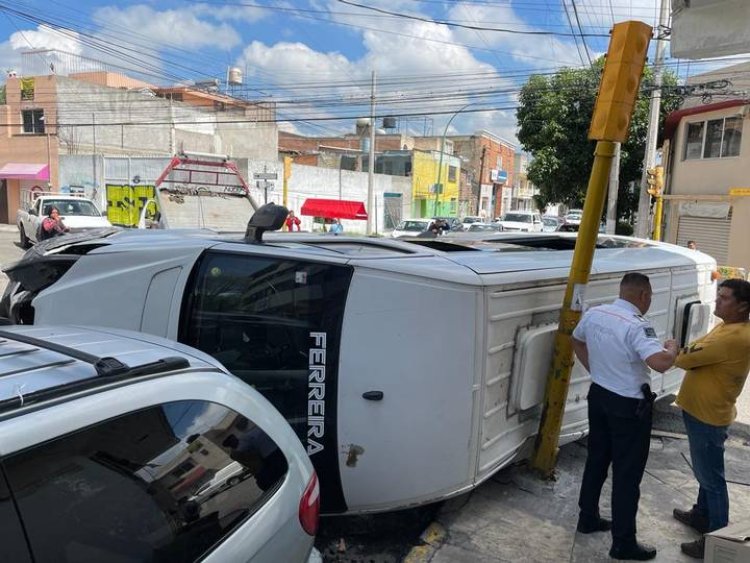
19,225,30,248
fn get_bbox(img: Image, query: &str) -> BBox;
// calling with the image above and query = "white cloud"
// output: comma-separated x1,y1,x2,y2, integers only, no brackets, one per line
240,2,520,140
92,5,241,50
0,25,97,79
10,25,83,53
0,40,22,78
447,2,584,69
241,40,359,85
191,1,276,24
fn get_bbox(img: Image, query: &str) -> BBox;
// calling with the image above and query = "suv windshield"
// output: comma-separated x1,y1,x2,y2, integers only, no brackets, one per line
502,213,532,223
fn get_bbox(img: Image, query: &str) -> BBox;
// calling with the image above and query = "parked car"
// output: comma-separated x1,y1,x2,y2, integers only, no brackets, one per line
0,325,320,563
557,220,607,233
0,208,717,515
563,209,583,226
432,216,461,231
460,216,483,231
495,211,543,232
542,216,563,232
391,218,433,238
467,222,504,233
17,192,111,248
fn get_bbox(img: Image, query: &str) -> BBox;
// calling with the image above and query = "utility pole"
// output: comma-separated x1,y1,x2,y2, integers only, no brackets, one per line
476,146,487,216
92,113,97,196
366,71,376,235
634,0,669,239
606,142,621,234
169,96,176,155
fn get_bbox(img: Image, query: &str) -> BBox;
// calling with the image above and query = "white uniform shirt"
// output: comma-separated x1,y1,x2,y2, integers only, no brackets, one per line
572,298,664,399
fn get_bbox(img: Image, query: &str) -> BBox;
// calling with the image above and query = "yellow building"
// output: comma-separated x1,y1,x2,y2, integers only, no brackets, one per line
410,149,460,217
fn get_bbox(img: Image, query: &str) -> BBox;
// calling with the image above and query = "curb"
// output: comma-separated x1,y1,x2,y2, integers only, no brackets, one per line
653,400,750,442
402,522,447,563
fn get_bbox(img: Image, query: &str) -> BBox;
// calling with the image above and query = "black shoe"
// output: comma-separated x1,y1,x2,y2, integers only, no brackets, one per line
681,537,705,559
609,542,657,561
673,507,709,534
577,516,612,534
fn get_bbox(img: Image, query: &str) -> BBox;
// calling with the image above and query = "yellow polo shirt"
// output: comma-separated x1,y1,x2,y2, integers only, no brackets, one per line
676,321,750,426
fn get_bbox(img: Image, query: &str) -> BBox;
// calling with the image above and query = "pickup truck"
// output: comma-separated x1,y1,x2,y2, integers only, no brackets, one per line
17,192,112,247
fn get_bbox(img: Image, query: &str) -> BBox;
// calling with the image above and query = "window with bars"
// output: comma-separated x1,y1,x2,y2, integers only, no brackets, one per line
683,116,742,160
21,109,45,134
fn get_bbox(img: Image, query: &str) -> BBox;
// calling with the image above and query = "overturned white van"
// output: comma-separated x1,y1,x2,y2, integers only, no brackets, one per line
0,230,716,514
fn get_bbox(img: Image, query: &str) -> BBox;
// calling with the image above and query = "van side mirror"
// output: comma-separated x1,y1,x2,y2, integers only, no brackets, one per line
29,209,37,216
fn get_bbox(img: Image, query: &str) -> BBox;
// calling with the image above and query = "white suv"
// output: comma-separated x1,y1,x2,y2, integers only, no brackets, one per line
0,325,320,563
495,210,543,232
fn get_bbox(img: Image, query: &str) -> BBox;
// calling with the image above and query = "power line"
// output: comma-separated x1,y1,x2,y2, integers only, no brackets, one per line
569,0,593,65
336,0,612,37
562,0,587,66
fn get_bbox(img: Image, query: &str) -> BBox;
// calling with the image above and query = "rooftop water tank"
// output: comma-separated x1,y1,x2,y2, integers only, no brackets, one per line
228,67,243,85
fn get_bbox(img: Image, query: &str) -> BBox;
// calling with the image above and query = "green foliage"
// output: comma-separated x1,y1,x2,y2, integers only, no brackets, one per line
0,84,5,105
517,58,681,220
615,221,634,236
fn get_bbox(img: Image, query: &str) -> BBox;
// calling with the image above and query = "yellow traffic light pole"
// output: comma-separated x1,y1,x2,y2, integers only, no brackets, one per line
648,166,664,240
282,156,292,208
531,21,652,477
652,194,664,240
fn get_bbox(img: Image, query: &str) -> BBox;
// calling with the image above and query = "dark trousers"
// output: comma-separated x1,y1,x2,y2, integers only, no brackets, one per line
578,383,652,546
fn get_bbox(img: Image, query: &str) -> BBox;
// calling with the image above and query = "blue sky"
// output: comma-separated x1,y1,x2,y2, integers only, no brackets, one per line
1,1,746,143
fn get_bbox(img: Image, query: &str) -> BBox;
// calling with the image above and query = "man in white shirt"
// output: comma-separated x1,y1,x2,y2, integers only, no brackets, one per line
572,273,678,561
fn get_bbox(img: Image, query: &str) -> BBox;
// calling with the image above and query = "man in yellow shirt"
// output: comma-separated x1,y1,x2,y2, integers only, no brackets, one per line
673,279,750,559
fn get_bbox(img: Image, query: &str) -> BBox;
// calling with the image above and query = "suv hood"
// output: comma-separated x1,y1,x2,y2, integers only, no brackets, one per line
497,220,532,231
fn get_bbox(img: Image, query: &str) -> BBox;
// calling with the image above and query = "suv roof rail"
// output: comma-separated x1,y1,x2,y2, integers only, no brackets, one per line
0,329,191,413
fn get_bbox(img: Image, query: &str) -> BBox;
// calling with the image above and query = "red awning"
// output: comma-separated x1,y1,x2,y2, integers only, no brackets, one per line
300,198,368,220
0,163,50,180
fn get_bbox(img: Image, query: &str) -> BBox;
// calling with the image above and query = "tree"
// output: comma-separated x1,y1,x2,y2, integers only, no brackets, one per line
516,59,681,220
0,84,5,105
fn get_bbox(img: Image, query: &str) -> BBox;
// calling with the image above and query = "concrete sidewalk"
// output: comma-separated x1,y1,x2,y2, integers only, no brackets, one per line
408,427,750,562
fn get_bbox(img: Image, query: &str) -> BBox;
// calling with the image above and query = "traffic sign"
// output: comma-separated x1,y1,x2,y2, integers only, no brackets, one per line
254,172,278,180
256,180,274,190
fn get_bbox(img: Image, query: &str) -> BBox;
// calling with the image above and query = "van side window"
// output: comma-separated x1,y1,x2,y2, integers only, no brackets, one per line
180,251,352,441
3,401,288,562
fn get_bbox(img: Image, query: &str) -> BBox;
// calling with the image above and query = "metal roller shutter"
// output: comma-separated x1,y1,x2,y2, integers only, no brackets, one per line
676,215,731,264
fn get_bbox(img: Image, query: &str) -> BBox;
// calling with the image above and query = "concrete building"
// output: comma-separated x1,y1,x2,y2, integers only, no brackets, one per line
0,69,277,223
450,131,515,219
511,152,538,212
661,96,750,269
280,131,460,218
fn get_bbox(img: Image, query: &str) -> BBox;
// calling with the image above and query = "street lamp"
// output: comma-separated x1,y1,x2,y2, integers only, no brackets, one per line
434,102,475,216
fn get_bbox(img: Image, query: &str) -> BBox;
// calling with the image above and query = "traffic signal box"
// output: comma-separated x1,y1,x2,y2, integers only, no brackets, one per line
646,166,664,195
589,21,653,142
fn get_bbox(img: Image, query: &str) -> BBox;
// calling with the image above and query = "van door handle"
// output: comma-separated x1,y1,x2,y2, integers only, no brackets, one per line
362,391,384,401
